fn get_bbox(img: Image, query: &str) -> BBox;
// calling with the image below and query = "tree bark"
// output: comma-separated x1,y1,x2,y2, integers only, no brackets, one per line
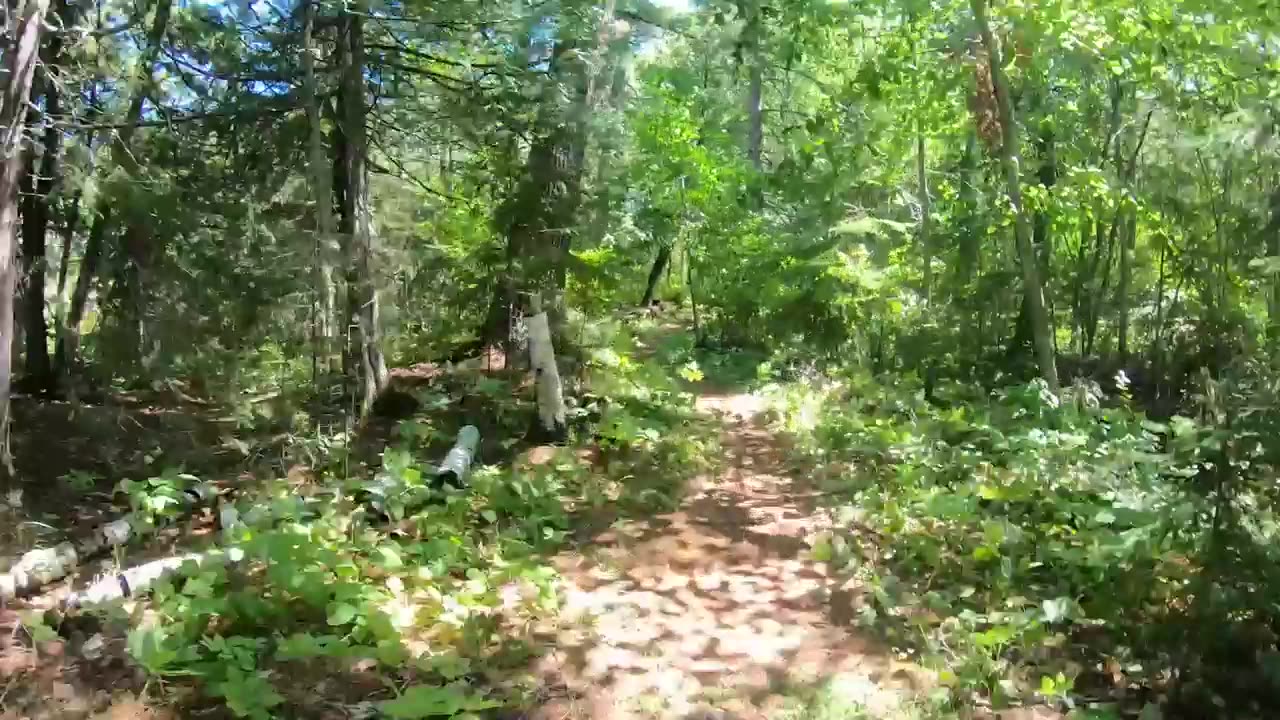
484,5,618,346
339,1,387,415
1115,110,1151,363
746,58,763,171
958,130,984,364
303,0,337,375
0,0,52,481
917,128,936,398
743,0,764,172
971,0,1058,391
19,45,66,391
1033,121,1057,353
527,297,567,442
1268,185,1280,350
641,244,671,307
1075,79,1123,356
1117,211,1132,361
54,99,96,311
19,116,51,388
54,0,171,381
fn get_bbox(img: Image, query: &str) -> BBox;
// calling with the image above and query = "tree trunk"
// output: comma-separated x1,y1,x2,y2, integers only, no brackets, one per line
1115,111,1152,363
1117,211,1132,361
19,120,51,388
54,99,96,311
119,220,150,370
971,0,1058,391
527,297,567,442
1071,220,1090,354
746,61,763,171
958,130,983,364
743,0,764,172
54,0,171,381
485,6,617,346
641,245,671,307
1268,186,1280,350
340,2,387,416
1033,122,1057,353
917,129,935,398
303,0,337,375
687,246,701,343
1083,218,1118,356
20,37,68,392
0,0,52,482
1075,79,1123,357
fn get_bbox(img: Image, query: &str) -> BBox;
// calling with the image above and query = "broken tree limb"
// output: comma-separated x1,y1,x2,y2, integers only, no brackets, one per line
435,424,480,488
527,309,567,442
63,550,231,609
360,425,482,520
68,426,485,606
0,482,221,601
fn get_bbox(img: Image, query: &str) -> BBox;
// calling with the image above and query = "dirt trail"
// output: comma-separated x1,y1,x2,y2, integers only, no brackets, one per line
528,392,925,720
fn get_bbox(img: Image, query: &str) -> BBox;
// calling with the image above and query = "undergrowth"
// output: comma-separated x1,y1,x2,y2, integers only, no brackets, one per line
766,367,1280,718
39,321,718,719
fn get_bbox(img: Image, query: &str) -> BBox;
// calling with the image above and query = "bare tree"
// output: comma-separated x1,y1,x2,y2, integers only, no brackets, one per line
339,0,387,415
303,0,337,375
0,0,52,481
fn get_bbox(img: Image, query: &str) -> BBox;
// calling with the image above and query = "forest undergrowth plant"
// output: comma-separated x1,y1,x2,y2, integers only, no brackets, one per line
111,459,560,717
90,334,717,718
768,369,1278,714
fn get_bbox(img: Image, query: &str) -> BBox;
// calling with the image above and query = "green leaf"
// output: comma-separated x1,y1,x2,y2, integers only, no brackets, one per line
21,612,59,644
974,624,1017,648
378,684,499,719
480,509,498,524
810,534,833,562
377,546,404,569
276,632,344,661
326,602,358,626
1040,674,1058,695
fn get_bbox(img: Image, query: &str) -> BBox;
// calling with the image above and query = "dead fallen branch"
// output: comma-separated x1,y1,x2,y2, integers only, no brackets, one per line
361,425,481,520
0,483,220,601
52,427,482,609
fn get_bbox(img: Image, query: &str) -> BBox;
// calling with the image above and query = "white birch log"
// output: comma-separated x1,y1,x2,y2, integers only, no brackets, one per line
68,426,475,608
64,550,233,609
361,427,482,520
0,543,79,600
436,425,480,488
0,482,221,601
527,310,567,440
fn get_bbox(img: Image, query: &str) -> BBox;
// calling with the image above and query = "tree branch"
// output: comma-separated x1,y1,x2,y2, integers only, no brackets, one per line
57,103,297,131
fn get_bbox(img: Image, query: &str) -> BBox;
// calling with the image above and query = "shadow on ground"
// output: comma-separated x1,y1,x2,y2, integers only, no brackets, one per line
515,395,931,720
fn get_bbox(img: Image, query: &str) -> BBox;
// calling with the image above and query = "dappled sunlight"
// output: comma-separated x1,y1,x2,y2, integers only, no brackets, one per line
523,414,930,720
695,392,768,423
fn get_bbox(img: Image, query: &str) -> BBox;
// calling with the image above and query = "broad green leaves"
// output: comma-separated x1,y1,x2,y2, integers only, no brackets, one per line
378,684,499,719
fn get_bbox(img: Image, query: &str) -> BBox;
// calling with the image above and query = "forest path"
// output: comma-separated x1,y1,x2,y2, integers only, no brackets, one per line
526,388,927,720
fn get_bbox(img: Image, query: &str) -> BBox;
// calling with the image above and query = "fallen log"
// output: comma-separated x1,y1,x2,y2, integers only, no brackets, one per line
0,482,220,601
436,424,480,488
64,551,230,608
361,425,481,521
12,427,484,607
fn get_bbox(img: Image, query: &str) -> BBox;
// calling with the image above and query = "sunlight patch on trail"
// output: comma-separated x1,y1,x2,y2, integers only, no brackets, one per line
694,391,766,421
526,409,930,720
